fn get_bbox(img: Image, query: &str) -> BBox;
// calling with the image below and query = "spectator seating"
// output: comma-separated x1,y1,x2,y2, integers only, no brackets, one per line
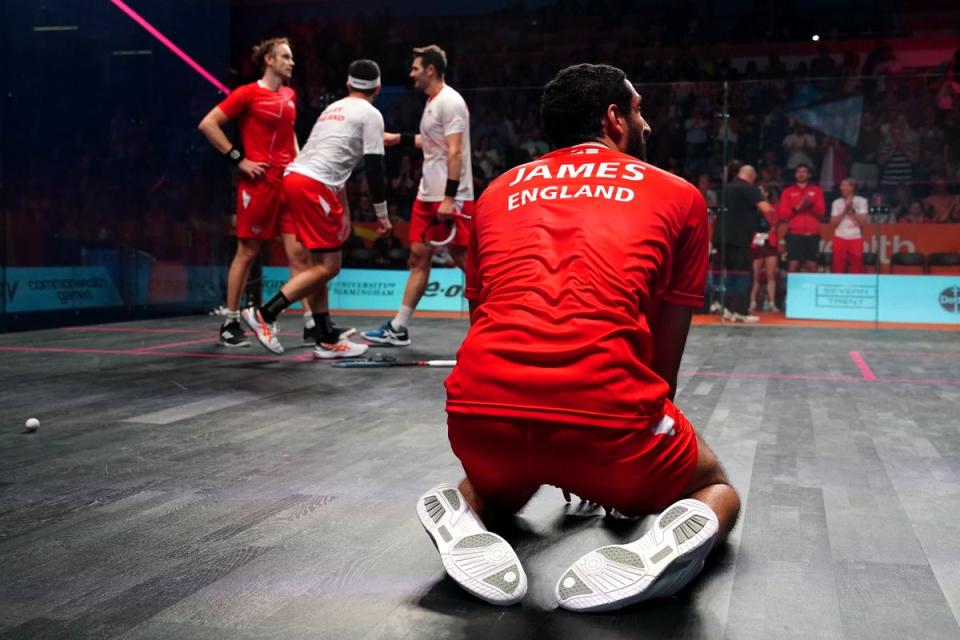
927,252,960,275
890,252,926,274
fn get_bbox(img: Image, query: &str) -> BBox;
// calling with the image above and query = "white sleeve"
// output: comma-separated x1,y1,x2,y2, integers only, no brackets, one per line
362,108,385,155
831,198,844,217
441,98,467,137
854,197,868,214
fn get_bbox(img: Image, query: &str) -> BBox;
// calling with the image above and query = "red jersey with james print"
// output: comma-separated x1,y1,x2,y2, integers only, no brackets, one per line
445,143,709,429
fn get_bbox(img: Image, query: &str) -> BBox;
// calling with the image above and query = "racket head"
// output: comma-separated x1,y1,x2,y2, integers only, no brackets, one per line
422,219,457,247
421,207,471,248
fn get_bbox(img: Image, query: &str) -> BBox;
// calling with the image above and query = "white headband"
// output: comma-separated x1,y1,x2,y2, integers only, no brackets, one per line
347,75,380,90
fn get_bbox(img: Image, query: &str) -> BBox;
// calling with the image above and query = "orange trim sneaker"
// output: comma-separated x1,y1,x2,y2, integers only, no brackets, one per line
556,499,719,612
313,338,369,359
241,307,283,354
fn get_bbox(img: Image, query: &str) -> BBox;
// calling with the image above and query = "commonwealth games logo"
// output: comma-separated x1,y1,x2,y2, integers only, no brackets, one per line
940,286,960,313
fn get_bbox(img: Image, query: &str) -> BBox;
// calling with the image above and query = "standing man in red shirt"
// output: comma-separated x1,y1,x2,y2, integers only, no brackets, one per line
198,38,312,348
416,64,740,612
776,164,825,273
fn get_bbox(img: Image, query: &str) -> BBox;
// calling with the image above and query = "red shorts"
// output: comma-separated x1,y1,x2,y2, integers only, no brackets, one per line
751,244,778,260
282,172,344,251
236,168,286,240
409,199,475,248
277,207,296,236
447,399,699,516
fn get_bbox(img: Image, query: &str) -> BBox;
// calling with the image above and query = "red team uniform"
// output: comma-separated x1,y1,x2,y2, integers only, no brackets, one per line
217,82,298,239
445,143,709,514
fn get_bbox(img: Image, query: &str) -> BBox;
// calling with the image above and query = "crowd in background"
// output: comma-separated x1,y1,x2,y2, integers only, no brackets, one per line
8,1,960,272
232,2,960,229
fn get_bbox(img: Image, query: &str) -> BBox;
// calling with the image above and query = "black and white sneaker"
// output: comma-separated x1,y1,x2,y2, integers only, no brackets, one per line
218,321,251,348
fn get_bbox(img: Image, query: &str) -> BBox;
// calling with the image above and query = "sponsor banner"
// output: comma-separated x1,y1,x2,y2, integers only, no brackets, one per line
3,267,123,312
348,222,958,268
262,267,303,310
815,224,960,269
787,274,960,324
262,267,467,312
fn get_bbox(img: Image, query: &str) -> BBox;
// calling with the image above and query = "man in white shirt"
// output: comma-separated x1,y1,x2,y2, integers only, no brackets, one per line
830,178,869,274
782,122,817,170
242,60,391,358
363,44,474,347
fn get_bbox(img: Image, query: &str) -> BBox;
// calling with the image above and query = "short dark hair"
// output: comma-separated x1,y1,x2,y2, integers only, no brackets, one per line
348,59,381,95
541,64,634,148
795,163,812,172
251,37,290,72
413,44,447,78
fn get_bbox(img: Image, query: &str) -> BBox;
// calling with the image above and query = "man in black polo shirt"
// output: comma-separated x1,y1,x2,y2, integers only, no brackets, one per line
714,165,777,318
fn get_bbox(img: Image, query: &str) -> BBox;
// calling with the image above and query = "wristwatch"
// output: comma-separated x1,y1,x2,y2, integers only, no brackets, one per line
226,147,243,164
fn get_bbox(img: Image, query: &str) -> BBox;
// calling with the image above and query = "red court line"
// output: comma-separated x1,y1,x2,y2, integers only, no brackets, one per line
1,344,956,385
0,345,313,363
681,370,863,384
858,350,960,358
849,351,877,381
136,338,217,352
66,326,305,338
873,376,960,387
135,349,315,362
109,0,230,94
67,326,206,335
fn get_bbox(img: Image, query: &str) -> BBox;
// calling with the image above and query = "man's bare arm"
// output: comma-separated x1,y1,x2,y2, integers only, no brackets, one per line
649,302,694,400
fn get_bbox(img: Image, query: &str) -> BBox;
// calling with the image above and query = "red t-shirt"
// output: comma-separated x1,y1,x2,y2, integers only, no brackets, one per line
777,183,825,235
217,82,297,167
445,143,709,429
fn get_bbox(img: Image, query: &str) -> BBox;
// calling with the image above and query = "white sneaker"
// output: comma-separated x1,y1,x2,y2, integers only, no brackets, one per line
748,301,758,313
722,308,760,323
313,338,369,359
556,498,719,612
241,307,283,354
416,484,527,606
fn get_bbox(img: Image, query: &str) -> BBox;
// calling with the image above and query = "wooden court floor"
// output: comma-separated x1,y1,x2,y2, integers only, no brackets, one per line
1,315,958,639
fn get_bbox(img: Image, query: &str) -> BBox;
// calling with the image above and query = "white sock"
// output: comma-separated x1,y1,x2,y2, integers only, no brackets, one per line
392,305,414,329
227,309,240,321
303,311,315,329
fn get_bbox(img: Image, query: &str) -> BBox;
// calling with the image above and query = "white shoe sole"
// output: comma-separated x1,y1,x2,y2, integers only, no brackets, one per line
217,339,251,348
556,499,718,612
416,484,526,606
312,341,369,359
241,308,284,354
303,328,357,346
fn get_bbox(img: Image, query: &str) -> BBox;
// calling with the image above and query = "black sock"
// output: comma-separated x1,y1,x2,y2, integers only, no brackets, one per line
313,312,334,334
314,313,339,344
260,292,290,323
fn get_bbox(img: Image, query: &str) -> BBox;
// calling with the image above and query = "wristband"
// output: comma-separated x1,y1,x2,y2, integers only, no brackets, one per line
399,133,415,148
373,201,388,219
226,147,243,165
444,179,460,198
